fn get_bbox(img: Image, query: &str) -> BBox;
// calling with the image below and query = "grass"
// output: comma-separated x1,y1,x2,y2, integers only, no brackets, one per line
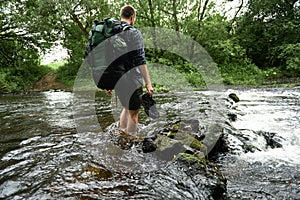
43,61,67,71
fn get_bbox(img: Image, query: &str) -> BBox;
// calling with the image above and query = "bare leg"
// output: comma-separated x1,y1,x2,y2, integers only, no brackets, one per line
127,110,139,133
119,107,128,130
119,106,139,134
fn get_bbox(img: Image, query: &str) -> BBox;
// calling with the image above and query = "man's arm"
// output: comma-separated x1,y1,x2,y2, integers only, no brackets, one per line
138,64,153,96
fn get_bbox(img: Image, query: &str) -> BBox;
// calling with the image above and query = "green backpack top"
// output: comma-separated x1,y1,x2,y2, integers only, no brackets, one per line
85,18,132,90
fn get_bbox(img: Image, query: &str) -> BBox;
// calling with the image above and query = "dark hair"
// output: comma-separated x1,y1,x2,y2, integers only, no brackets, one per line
120,5,136,19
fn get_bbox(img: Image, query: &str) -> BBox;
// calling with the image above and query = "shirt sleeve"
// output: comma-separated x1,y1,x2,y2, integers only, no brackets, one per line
127,29,146,67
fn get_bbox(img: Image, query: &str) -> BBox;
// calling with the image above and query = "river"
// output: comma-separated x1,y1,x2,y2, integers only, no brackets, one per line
0,87,299,199
218,87,300,199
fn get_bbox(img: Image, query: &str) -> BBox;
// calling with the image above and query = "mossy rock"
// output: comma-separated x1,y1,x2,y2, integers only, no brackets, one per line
156,130,207,153
166,131,177,139
170,121,181,132
154,134,180,151
199,108,206,113
177,153,206,168
190,138,207,153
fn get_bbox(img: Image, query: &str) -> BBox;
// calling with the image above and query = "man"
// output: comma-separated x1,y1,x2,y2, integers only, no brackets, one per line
107,5,153,135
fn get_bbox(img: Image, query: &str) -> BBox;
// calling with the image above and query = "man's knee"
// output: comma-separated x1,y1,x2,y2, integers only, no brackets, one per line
129,110,139,121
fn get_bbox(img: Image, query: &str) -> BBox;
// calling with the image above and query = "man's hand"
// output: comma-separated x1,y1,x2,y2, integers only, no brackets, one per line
146,83,153,96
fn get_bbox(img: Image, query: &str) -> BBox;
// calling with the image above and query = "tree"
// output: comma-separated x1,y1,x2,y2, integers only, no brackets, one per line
235,0,300,71
0,0,111,91
0,0,54,67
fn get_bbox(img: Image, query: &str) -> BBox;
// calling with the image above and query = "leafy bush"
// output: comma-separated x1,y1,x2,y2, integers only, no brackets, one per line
56,61,81,87
0,64,52,93
220,63,264,85
277,43,300,74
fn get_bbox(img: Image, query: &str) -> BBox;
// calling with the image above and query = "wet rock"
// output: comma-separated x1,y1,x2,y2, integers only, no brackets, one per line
158,120,205,143
182,144,197,154
228,93,240,103
258,131,284,149
266,137,283,149
136,158,227,200
223,128,285,154
206,162,228,200
177,153,207,170
227,113,237,122
107,118,229,199
33,73,66,91
153,128,207,158
142,137,157,153
242,144,262,153
200,123,228,160
190,137,207,152
152,119,228,161
177,153,228,199
155,142,186,161
181,119,200,133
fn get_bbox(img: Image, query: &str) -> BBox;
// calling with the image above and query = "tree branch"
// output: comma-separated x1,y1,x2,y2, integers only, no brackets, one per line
70,13,88,38
147,0,156,27
172,0,180,32
229,0,244,32
199,0,209,22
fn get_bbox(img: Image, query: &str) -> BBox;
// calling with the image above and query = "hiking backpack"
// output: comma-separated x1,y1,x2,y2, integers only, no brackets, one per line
85,18,132,90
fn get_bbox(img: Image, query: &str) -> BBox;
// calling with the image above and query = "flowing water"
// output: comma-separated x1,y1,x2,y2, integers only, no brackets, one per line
0,87,299,199
218,87,300,199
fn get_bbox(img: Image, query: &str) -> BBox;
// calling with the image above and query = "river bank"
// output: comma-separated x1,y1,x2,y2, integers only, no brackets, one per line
1,71,299,96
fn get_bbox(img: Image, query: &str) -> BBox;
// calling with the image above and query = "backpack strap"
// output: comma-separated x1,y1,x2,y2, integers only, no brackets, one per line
122,24,132,31
102,18,133,37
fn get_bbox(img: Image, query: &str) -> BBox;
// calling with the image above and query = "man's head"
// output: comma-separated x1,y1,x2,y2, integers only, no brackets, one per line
120,5,136,26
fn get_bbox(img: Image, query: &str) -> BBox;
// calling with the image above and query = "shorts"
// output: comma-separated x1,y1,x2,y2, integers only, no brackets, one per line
115,78,143,110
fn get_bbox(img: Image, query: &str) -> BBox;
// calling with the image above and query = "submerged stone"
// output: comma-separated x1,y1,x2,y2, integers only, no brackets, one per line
258,131,284,149
227,113,237,121
83,165,113,180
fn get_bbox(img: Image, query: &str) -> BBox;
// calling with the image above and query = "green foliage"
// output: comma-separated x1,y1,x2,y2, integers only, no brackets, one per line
0,36,52,93
0,63,52,93
235,0,300,69
262,67,282,80
149,54,206,87
1,0,299,93
0,0,111,92
197,14,230,45
56,62,81,87
0,0,55,93
220,63,264,85
277,43,300,73
210,39,251,66
44,61,67,71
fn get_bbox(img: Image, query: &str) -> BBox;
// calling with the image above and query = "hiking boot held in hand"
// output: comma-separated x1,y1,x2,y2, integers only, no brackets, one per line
140,93,160,119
